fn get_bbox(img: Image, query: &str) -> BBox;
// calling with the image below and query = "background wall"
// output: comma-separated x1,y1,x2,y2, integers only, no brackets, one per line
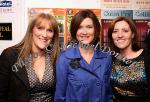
0,0,150,54
26,0,100,8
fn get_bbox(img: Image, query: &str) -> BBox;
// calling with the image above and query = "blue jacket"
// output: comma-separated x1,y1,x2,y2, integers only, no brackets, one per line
54,46,112,102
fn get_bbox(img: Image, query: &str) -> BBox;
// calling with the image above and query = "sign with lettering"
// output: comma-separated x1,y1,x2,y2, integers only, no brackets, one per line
133,10,150,20
100,0,133,10
0,0,12,7
101,10,133,19
0,23,12,40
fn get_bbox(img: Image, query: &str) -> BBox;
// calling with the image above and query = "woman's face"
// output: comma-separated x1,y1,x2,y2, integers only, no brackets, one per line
76,17,95,45
112,20,134,50
32,20,54,51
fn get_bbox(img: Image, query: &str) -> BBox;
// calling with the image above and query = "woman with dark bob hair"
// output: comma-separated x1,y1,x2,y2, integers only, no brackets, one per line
108,16,150,102
54,9,112,102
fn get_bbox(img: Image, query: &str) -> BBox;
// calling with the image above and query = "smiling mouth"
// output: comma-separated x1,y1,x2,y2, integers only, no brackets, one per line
117,39,125,43
39,38,48,42
80,36,89,39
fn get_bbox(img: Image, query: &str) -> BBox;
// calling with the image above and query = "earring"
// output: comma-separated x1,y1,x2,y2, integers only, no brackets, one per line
45,43,53,53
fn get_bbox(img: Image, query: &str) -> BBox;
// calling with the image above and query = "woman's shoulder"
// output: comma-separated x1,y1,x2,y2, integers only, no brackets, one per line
95,48,112,59
1,46,20,57
143,48,150,53
60,47,78,56
143,48,150,58
0,46,20,66
56,48,75,65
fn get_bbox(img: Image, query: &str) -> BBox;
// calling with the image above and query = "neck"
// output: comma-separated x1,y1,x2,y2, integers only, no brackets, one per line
32,49,45,59
79,47,94,64
79,47,94,55
120,48,134,58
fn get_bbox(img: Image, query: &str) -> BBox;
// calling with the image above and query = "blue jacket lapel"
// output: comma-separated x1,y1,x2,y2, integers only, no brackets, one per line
65,47,107,78
92,49,107,71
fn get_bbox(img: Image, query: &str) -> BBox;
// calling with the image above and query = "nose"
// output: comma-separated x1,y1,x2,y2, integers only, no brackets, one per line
82,27,87,35
42,30,47,37
117,31,123,37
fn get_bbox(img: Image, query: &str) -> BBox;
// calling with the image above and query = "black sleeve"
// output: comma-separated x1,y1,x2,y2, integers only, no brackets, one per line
0,49,12,101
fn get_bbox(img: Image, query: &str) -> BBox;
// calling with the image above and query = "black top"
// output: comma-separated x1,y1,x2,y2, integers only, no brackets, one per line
25,54,54,102
0,47,56,102
144,29,150,49
111,49,150,102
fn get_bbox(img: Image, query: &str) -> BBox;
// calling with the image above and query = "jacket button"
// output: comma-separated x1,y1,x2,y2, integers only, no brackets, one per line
96,81,100,86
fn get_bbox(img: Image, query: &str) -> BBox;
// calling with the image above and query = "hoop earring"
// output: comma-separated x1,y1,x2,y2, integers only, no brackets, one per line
45,43,53,53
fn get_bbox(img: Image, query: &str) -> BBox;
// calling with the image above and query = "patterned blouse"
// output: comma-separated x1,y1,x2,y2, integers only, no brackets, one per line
111,51,149,102
25,53,55,102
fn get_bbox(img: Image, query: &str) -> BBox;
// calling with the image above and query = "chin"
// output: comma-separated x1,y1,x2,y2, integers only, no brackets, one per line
80,41,91,44
117,46,126,50
38,45,46,50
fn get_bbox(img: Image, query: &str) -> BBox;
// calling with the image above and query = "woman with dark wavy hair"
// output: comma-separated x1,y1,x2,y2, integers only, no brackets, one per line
108,16,150,102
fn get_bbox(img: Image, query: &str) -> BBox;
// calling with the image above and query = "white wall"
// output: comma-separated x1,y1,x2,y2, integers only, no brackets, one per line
0,0,26,54
26,0,100,8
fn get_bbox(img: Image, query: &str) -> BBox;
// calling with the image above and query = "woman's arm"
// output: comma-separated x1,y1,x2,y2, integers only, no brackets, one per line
103,55,113,102
0,49,11,101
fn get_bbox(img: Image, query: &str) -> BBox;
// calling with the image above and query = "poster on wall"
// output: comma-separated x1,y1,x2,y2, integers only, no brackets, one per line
100,0,133,10
65,8,81,44
0,0,14,13
100,0,150,10
133,0,150,10
133,10,150,47
0,23,12,40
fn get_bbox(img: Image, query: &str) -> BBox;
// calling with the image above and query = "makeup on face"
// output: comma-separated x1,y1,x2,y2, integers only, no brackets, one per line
76,18,95,45
112,20,133,50
32,20,54,52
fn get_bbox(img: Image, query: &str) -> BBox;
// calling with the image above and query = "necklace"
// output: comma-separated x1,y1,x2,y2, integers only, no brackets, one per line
32,52,45,59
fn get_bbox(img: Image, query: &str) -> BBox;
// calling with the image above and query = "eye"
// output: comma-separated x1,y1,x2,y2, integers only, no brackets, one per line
37,26,44,30
123,29,129,33
121,28,131,33
48,29,53,32
86,25,94,29
113,30,118,33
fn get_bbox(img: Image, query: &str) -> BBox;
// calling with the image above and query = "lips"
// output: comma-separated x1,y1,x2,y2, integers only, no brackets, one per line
39,38,48,42
80,36,89,40
116,39,125,43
